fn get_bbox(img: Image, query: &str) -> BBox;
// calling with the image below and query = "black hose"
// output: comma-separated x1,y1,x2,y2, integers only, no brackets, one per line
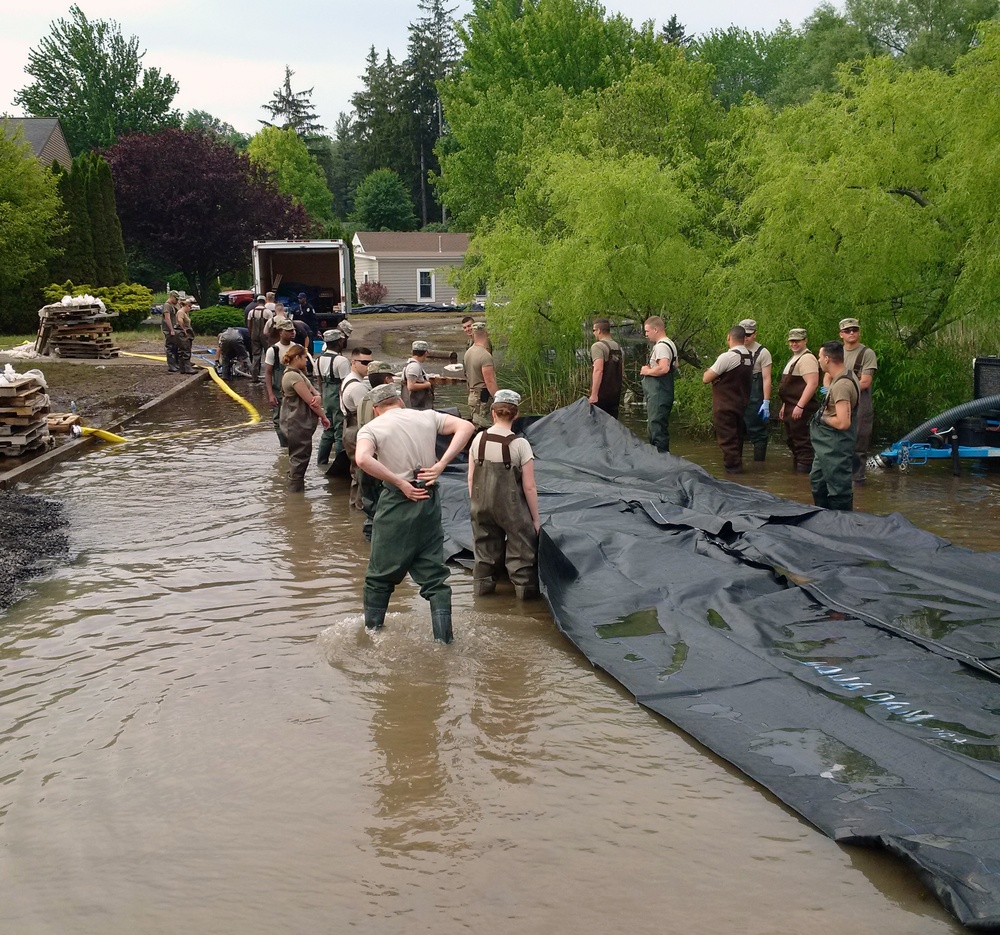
900,393,1000,443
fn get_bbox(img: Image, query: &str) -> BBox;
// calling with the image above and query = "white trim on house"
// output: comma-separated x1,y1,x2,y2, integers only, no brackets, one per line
417,269,435,302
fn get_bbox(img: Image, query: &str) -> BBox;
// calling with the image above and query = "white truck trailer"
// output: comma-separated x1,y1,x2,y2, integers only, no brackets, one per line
252,239,352,328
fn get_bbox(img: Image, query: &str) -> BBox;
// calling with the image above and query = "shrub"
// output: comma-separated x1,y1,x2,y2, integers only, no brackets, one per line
189,305,245,335
358,280,389,305
43,280,155,330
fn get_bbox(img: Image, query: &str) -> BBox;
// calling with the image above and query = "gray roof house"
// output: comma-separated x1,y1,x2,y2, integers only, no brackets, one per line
2,117,73,168
352,231,471,305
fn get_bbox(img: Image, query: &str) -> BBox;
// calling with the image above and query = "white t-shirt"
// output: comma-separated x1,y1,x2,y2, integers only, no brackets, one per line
264,341,303,367
746,341,772,375
319,353,351,381
357,408,448,476
403,357,427,386
340,372,370,414
648,338,676,369
470,426,534,468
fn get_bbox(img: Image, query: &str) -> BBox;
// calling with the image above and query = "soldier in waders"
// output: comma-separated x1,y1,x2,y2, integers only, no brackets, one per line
264,320,302,448
245,297,271,383
588,318,624,418
703,326,754,473
777,328,820,472
355,383,475,643
401,340,435,410
640,316,677,452
810,340,860,511
739,319,772,461
356,361,397,541
468,390,541,599
174,298,196,374
279,345,330,492
831,317,878,484
316,328,351,466
161,290,181,372
464,323,497,428
338,348,373,507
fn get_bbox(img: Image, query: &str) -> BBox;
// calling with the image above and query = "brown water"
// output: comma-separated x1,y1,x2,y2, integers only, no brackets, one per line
4,383,994,934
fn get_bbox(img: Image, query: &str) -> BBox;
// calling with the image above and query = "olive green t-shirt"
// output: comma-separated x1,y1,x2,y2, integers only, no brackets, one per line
464,344,494,392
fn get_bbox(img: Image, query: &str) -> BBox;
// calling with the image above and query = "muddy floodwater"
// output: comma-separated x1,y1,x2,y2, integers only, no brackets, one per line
4,382,998,934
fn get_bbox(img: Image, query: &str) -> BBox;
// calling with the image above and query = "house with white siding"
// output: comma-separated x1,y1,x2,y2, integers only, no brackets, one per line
352,231,470,304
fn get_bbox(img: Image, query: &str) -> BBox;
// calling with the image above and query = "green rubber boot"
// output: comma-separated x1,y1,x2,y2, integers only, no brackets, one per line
431,608,453,644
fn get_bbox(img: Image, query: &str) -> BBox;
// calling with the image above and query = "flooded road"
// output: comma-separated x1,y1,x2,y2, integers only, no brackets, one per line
2,382,992,934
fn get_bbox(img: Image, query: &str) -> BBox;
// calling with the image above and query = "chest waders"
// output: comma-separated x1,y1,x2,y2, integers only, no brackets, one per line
742,347,768,459
270,347,289,447
316,352,344,465
364,483,453,643
340,373,363,510
808,371,859,512
469,432,539,599
596,339,624,418
850,345,874,483
161,306,180,372
778,354,819,471
712,348,753,471
247,311,267,381
401,361,435,410
643,339,676,452
279,374,318,492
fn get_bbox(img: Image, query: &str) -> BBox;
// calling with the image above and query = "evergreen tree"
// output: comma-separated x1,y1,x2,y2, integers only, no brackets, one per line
68,159,96,283
351,48,411,178
98,157,128,282
660,14,692,47
327,113,365,218
261,66,326,159
82,155,112,285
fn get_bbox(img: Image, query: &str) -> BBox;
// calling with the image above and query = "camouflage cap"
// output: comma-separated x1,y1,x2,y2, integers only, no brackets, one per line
275,319,295,332
366,360,395,375
788,328,807,341
738,319,757,333
839,317,861,330
369,382,400,406
493,389,521,405
472,321,488,332
411,340,429,352
323,329,343,343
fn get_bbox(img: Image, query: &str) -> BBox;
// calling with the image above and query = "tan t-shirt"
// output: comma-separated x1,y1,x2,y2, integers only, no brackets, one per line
356,408,448,476
844,344,878,377
470,426,534,468
746,341,772,375
590,337,621,363
822,373,859,419
281,369,309,401
782,350,819,376
464,345,494,392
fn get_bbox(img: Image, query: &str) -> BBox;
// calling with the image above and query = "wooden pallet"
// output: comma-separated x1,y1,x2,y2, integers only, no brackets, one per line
47,412,81,433
0,422,48,446
0,435,53,458
0,377,39,397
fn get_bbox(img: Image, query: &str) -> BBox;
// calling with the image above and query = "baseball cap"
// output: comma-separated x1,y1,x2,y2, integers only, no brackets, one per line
338,320,354,337
275,320,295,332
839,317,860,330
788,328,807,341
369,383,400,405
738,319,757,333
412,340,429,352
367,360,395,375
472,321,488,332
256,294,266,302
323,329,343,343
493,389,521,405
297,292,307,298
168,290,179,298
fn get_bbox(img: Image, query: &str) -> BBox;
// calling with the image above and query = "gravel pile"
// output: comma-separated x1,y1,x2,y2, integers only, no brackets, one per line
0,490,69,612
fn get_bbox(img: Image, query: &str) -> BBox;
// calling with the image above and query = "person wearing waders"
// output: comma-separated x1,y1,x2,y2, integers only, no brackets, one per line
588,318,624,418
639,316,677,452
264,320,302,448
279,345,330,492
829,317,878,484
356,361,397,541
468,389,542,599
174,298,197,374
354,383,475,643
401,340,435,410
777,328,820,472
338,348,374,506
811,340,860,511
703,326,754,473
739,319,772,461
245,297,272,383
316,328,351,466
464,323,498,428
161,290,181,372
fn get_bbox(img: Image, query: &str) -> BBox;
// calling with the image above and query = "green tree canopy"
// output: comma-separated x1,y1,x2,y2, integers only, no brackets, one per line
247,126,334,223
0,122,64,294
183,110,249,150
13,4,180,153
350,168,418,230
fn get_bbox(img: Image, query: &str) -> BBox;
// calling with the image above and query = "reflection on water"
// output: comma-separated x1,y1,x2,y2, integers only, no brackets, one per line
0,384,973,934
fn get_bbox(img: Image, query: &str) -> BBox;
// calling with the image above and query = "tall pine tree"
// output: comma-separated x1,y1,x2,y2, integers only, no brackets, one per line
82,154,112,285
98,157,127,282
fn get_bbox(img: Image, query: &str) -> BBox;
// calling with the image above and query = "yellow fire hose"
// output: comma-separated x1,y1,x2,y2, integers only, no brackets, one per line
79,353,261,444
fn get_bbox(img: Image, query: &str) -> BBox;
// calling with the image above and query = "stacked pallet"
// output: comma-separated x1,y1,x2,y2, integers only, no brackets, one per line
36,302,120,359
0,376,51,458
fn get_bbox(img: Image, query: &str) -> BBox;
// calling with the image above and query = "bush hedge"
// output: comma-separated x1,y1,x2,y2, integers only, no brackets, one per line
43,281,154,331
189,306,245,335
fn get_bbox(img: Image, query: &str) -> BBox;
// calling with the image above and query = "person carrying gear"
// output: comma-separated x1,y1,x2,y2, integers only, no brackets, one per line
316,328,352,466
811,340,860,511
703,326,754,473
264,320,302,448
468,389,541,600
355,383,475,643
217,326,250,380
279,344,330,493
777,328,820,473
174,298,197,374
245,297,272,383
402,340,435,410
640,315,677,452
738,319,773,462
161,290,181,373
588,318,624,418
832,317,878,484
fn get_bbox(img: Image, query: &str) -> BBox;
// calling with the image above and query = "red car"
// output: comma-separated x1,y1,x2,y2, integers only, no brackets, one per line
218,289,255,307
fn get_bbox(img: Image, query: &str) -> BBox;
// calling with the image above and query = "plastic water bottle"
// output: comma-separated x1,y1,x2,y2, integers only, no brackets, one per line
70,400,77,414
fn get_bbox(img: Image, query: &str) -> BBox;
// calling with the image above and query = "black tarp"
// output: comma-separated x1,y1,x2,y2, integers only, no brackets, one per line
437,400,1000,930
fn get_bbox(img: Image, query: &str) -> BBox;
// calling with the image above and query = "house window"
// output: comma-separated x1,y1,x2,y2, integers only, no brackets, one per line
418,269,435,302
363,272,369,283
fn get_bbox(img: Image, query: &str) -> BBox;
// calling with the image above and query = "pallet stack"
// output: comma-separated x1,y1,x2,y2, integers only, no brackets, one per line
35,302,120,359
0,376,52,458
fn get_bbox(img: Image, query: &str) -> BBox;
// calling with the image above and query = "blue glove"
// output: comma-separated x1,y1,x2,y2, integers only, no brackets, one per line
758,399,770,421
819,385,829,397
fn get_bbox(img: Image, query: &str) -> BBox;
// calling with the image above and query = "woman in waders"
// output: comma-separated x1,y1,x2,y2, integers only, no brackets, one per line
467,390,542,599
777,328,820,473
809,340,859,512
279,345,329,492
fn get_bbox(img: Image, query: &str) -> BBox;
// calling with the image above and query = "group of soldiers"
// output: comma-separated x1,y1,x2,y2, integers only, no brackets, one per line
263,315,536,645
590,315,878,513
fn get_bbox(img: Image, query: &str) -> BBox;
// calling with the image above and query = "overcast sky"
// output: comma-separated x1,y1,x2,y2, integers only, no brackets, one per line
1,0,827,136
